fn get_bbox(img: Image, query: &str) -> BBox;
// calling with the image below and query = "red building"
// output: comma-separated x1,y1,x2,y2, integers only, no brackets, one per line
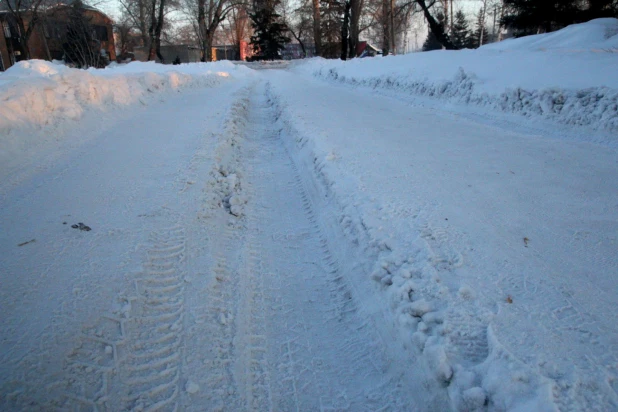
0,4,115,71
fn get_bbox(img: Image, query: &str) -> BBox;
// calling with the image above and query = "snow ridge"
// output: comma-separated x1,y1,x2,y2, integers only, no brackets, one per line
202,85,253,218
0,61,240,136
313,66,618,132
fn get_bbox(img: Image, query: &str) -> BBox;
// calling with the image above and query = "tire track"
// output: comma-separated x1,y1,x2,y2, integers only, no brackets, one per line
119,226,186,412
246,81,416,411
234,196,274,411
40,224,187,412
197,222,244,411
182,81,272,411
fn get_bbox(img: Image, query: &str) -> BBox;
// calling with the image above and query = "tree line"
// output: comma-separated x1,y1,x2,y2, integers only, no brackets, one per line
115,0,617,60
3,0,617,66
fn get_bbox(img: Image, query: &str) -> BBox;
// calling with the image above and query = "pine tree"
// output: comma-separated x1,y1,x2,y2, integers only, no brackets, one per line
470,7,489,48
451,10,470,50
501,0,617,35
422,12,445,51
501,0,578,35
250,1,291,60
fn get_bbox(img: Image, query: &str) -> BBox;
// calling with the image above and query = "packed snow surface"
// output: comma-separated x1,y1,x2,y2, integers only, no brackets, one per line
1,21,617,411
296,18,618,133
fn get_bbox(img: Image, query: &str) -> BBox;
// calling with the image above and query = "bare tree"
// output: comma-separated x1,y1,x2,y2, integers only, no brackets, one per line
415,0,455,49
280,0,313,57
181,0,242,61
118,0,178,60
228,6,250,49
118,0,152,47
63,0,106,67
115,17,143,58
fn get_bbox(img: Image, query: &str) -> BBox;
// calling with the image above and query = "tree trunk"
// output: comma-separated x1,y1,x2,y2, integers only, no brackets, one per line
450,0,453,34
19,37,32,60
382,0,390,55
16,18,33,60
390,0,395,53
39,22,52,61
348,0,361,58
416,0,456,50
312,0,321,56
154,0,166,62
205,32,215,61
148,0,157,60
290,28,307,57
340,1,350,60
198,0,208,61
139,1,149,48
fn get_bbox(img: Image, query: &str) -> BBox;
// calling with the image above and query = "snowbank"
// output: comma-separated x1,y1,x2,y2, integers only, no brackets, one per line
295,19,618,132
483,17,618,51
0,60,254,180
0,60,252,134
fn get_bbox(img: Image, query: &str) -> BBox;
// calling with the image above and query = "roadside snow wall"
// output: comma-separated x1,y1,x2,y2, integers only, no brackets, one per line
0,60,252,135
298,18,618,132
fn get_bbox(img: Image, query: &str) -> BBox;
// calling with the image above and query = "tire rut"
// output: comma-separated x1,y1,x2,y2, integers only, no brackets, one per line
243,81,416,411
118,226,186,412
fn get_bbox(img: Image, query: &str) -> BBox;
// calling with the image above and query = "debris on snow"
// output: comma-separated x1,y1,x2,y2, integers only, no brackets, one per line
186,381,201,394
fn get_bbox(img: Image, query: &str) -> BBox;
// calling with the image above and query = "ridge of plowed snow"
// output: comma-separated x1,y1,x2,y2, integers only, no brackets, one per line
0,60,255,187
295,19,618,133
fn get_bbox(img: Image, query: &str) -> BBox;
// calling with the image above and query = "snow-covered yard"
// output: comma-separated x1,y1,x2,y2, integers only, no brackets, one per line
1,19,617,411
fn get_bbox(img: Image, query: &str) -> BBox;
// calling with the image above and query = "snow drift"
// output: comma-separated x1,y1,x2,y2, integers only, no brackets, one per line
297,18,618,132
0,60,251,134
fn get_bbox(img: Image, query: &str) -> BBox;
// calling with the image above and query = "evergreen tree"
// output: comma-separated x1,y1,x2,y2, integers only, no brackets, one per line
583,0,618,21
451,10,471,49
500,0,617,35
470,7,489,48
422,12,445,51
250,1,291,60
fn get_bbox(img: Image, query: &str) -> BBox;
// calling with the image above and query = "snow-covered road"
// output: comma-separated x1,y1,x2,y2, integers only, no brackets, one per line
1,61,617,411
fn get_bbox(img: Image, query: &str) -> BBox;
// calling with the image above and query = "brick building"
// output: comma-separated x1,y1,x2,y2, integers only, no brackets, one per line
0,3,115,71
